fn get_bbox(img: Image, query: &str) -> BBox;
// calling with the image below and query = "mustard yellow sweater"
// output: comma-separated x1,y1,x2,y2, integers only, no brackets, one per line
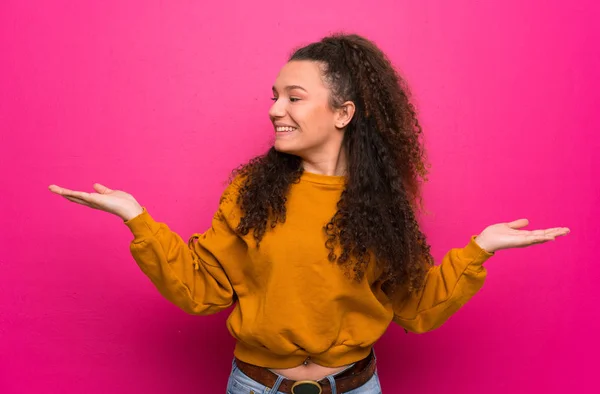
124,171,494,368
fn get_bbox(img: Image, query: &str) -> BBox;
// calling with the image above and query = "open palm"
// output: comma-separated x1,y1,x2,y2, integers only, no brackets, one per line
48,183,143,221
474,219,570,253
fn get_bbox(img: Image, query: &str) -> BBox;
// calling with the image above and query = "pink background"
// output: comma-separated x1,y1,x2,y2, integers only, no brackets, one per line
1,0,598,393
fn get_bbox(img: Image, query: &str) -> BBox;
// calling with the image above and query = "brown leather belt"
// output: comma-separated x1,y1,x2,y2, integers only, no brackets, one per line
234,350,376,394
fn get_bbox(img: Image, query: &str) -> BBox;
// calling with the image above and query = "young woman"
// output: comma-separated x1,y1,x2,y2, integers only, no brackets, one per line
49,33,570,394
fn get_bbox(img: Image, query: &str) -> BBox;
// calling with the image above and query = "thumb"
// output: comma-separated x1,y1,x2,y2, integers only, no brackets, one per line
93,183,113,194
506,218,529,229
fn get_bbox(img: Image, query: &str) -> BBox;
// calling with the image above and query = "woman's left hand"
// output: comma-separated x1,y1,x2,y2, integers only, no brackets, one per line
474,219,570,254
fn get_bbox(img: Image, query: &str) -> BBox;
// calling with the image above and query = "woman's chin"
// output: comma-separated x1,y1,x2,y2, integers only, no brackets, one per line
274,141,299,154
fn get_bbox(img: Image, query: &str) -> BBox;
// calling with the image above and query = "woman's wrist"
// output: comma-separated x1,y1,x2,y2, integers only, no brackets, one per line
121,205,144,222
474,235,495,254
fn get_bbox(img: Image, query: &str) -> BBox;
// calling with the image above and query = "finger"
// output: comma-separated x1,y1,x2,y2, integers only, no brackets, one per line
507,218,529,229
533,238,553,245
93,183,113,194
49,185,87,199
525,236,554,246
528,228,570,238
67,190,93,203
544,227,570,236
513,229,549,237
49,184,67,194
63,195,93,207
50,185,105,209
518,228,565,238
511,240,543,249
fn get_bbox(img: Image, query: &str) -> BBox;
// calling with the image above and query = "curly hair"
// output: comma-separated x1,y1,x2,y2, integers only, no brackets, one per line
229,32,435,298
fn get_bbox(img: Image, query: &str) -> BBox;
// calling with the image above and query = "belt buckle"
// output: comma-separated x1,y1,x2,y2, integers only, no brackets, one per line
291,380,322,394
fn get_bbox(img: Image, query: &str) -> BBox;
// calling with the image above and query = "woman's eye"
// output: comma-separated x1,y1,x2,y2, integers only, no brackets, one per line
270,97,300,102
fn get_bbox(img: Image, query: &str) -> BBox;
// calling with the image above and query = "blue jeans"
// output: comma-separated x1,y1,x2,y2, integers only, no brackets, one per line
226,351,383,394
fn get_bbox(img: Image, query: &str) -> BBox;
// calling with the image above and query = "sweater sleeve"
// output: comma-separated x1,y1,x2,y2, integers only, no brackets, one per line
391,235,495,333
123,179,244,315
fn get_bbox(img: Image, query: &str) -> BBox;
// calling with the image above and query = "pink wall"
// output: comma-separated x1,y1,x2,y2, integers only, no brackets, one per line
1,0,597,392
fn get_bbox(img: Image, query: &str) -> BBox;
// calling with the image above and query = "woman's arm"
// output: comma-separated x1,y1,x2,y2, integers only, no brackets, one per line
392,235,493,333
124,179,245,315
393,218,569,333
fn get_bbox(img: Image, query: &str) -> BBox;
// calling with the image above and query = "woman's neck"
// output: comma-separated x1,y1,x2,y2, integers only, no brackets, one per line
301,146,348,176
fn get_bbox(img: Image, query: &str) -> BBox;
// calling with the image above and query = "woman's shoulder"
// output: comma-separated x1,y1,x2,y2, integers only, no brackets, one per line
219,172,248,206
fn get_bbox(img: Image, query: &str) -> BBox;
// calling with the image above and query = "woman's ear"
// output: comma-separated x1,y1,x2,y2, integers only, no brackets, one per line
335,101,356,129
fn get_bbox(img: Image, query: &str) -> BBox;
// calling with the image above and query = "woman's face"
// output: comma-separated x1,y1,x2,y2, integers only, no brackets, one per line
269,60,347,159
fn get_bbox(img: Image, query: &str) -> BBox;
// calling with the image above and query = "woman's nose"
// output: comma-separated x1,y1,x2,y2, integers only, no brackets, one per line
269,100,286,118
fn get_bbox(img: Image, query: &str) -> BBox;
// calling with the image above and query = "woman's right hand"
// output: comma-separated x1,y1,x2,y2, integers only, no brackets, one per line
48,183,144,221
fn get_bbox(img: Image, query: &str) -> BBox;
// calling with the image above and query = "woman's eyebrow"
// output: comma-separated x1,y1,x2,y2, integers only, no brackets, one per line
272,85,308,93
